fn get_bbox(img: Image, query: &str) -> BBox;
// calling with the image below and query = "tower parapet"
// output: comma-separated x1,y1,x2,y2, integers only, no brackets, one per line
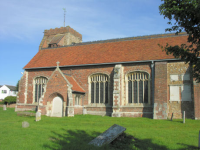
39,26,82,50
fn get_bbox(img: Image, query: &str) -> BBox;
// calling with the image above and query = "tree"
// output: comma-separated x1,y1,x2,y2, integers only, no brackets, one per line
159,0,200,82
16,80,19,91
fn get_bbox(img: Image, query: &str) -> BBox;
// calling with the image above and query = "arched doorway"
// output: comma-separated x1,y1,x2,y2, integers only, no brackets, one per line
51,96,63,117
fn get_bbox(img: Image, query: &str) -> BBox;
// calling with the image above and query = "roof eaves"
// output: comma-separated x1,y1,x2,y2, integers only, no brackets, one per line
24,58,182,70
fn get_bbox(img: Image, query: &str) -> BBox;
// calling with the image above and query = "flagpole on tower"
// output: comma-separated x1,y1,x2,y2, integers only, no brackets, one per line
63,8,66,27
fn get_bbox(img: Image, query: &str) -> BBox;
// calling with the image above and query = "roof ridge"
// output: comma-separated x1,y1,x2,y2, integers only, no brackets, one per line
5,85,16,87
41,32,187,50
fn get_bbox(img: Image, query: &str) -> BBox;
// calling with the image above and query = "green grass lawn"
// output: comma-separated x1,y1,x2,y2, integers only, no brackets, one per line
0,108,199,150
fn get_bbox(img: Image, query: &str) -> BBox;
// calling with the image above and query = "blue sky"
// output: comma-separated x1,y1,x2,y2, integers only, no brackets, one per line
0,0,171,86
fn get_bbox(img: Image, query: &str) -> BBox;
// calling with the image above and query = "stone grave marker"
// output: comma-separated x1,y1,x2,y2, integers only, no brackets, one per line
88,124,126,147
22,121,29,128
83,108,87,115
183,111,185,123
3,105,6,110
36,111,41,121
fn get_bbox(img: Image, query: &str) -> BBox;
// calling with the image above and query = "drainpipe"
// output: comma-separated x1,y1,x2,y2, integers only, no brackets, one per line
151,61,155,106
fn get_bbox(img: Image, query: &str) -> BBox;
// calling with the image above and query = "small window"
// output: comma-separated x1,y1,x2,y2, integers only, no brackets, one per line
75,95,80,105
2,90,7,94
34,77,48,103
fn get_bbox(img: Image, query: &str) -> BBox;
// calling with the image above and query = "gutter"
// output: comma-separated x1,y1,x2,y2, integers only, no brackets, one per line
24,58,186,70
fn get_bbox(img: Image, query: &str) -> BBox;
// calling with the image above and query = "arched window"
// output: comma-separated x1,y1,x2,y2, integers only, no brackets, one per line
90,74,109,104
34,77,48,103
127,72,149,104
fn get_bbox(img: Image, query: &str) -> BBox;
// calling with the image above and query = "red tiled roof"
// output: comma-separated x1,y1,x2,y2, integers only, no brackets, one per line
24,34,188,69
64,75,85,93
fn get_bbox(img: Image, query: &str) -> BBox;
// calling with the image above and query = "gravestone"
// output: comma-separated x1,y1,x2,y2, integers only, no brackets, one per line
83,108,87,115
183,111,185,124
3,105,6,110
22,121,29,128
51,96,63,117
88,124,126,147
36,111,41,121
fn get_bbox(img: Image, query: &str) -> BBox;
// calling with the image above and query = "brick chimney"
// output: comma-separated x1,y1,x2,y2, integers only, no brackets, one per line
39,26,82,50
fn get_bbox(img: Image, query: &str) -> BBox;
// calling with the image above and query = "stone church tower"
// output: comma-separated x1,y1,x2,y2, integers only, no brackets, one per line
39,26,82,50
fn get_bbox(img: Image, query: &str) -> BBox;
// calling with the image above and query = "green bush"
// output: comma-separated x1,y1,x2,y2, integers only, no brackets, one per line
4,96,16,104
0,101,5,104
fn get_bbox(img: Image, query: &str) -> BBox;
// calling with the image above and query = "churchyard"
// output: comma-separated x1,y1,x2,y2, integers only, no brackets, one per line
0,108,200,150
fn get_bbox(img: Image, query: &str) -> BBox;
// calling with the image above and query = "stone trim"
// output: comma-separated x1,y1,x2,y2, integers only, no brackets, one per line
120,104,152,108
87,111,112,116
85,105,112,108
112,64,122,117
121,112,153,114
66,85,74,117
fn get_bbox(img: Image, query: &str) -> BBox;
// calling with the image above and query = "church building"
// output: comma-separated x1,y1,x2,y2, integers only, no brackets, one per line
15,26,200,119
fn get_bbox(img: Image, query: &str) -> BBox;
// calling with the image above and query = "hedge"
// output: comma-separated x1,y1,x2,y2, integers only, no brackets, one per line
3,96,16,104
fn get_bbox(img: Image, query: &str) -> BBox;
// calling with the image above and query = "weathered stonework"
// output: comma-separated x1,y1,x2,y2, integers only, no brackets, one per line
66,85,74,117
112,64,122,117
167,62,194,119
39,26,82,50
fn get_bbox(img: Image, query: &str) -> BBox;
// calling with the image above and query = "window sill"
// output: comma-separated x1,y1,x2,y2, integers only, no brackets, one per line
74,105,83,107
123,103,152,107
17,103,38,106
86,103,111,107
169,100,192,103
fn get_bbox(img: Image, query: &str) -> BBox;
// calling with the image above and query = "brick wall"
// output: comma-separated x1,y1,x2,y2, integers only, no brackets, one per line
17,71,26,104
62,65,114,106
17,63,154,118
194,81,200,119
26,69,54,104
154,62,168,119
17,61,197,119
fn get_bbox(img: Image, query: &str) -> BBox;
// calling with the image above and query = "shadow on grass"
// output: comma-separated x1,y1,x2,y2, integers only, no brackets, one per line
43,129,177,150
177,143,199,150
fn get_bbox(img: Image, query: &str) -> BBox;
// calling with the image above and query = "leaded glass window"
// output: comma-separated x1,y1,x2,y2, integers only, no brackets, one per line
127,72,149,104
34,77,48,103
90,74,108,104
